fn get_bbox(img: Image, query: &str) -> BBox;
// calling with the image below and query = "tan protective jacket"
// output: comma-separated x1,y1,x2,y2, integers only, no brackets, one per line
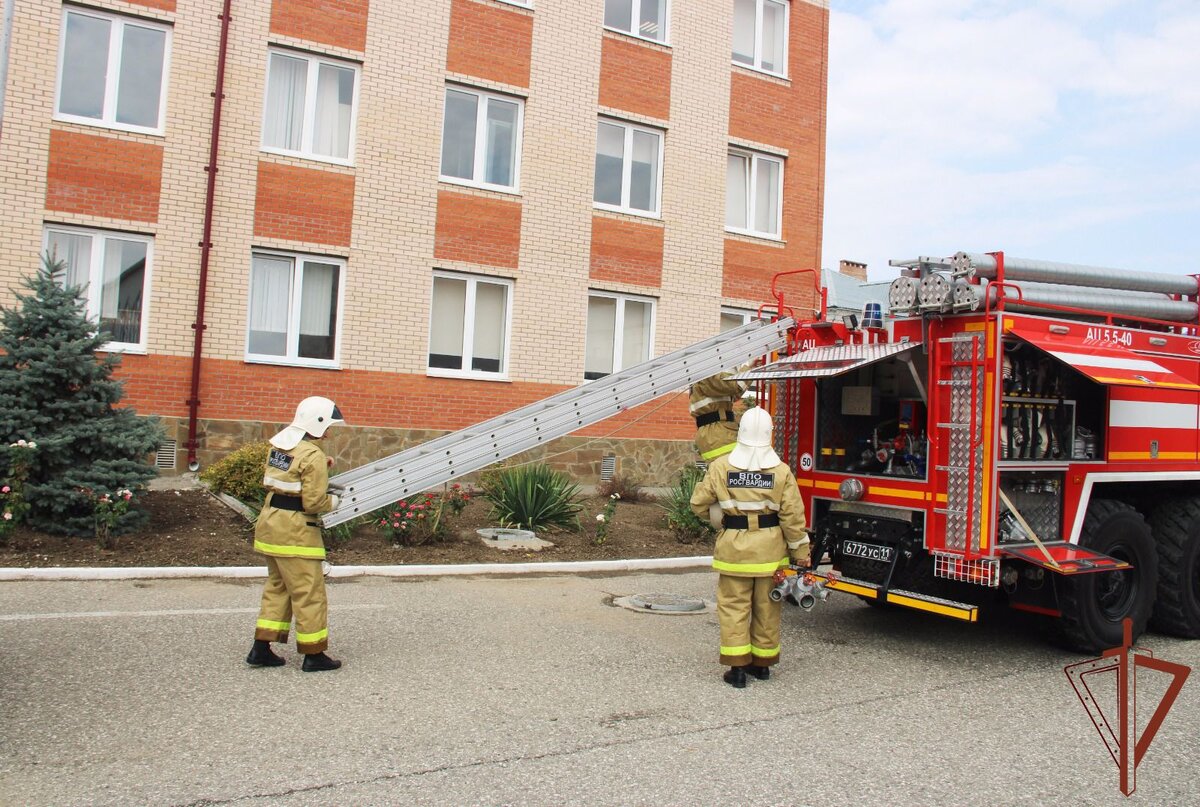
690,454,809,577
690,372,746,460
254,440,337,560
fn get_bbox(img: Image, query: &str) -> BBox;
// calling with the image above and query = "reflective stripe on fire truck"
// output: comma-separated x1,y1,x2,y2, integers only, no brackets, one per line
885,593,978,622
712,557,790,574
253,540,326,559
701,443,736,460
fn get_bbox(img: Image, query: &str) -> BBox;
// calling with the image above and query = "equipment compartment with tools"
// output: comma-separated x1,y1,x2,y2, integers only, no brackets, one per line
999,338,1104,462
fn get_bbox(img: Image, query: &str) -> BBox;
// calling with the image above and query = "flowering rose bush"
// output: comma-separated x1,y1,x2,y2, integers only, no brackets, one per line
0,439,38,544
593,492,620,546
79,487,135,549
379,485,471,546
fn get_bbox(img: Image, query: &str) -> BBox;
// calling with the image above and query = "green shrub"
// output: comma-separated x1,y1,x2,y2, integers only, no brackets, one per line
660,465,715,544
482,463,581,533
200,442,270,503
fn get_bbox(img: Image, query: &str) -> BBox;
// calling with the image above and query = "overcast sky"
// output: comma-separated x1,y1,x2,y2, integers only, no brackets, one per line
821,0,1200,281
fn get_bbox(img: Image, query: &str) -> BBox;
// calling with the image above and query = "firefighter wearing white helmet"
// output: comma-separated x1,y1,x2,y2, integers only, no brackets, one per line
690,406,808,688
246,396,346,672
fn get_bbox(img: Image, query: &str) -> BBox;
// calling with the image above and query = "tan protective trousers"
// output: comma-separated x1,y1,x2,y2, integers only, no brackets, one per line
253,556,329,654
717,574,782,667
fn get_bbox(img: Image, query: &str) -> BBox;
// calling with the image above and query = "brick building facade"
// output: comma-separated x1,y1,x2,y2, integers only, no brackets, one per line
0,0,827,484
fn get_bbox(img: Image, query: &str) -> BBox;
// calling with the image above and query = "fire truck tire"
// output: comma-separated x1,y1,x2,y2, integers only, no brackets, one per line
1055,499,1158,653
1148,497,1200,638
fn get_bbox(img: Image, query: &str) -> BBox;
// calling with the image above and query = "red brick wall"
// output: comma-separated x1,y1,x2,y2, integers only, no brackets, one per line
45,130,162,223
253,161,355,247
723,0,827,315
446,0,533,88
434,190,522,269
589,216,663,287
598,35,671,120
114,354,693,439
269,0,370,53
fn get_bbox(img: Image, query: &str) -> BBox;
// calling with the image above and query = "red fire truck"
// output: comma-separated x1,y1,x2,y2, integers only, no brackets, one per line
739,252,1200,652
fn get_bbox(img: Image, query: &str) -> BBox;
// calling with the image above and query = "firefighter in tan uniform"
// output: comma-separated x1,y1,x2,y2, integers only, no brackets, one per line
689,369,749,462
245,396,345,672
690,406,808,688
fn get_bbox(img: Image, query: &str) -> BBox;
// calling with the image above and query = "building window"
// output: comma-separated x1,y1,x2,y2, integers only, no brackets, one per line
732,0,788,77
440,87,523,192
585,292,655,380
593,119,662,217
247,252,343,367
428,271,512,378
604,0,669,44
496,0,533,7
43,226,152,350
262,50,359,164
720,307,760,332
726,148,783,239
54,8,170,134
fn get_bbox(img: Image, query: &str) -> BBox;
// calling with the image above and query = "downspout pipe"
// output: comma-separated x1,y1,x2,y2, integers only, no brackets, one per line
185,0,233,471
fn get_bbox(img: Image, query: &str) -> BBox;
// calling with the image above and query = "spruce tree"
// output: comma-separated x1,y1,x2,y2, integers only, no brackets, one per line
0,256,163,536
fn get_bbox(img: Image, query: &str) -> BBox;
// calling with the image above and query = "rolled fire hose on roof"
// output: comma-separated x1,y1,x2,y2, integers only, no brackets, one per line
953,252,1200,297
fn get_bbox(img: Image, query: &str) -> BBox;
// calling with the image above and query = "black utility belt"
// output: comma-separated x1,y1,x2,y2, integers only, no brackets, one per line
269,494,306,512
695,410,735,427
723,512,780,530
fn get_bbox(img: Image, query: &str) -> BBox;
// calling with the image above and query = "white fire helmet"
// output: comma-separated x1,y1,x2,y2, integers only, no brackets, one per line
270,396,346,450
728,407,780,472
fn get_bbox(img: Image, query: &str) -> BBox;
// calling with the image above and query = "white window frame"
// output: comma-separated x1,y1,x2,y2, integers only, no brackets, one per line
495,0,533,7
427,270,515,381
53,7,172,135
260,48,361,166
603,0,671,45
584,290,657,380
244,250,346,370
726,147,784,240
42,225,153,353
733,0,789,78
439,86,525,194
593,118,664,218
720,306,760,331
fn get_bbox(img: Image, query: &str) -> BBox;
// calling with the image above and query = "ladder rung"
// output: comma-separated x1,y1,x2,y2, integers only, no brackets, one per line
934,508,968,516
937,422,971,429
936,465,970,471
937,380,972,386
938,335,981,344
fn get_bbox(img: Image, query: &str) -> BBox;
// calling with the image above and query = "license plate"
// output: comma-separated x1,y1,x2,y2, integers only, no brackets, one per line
842,540,894,563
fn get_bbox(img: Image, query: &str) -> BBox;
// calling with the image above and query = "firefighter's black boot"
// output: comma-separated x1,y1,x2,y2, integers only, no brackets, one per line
747,664,770,681
246,640,285,667
301,652,342,672
723,666,747,689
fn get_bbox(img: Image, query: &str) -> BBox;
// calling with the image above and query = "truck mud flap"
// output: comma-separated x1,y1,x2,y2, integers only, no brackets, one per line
998,541,1132,575
811,573,979,622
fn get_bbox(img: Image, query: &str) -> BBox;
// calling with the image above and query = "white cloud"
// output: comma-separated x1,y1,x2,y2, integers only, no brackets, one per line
822,1,1200,281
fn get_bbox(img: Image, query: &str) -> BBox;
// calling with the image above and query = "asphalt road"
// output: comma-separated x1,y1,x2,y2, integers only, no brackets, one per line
1,572,1197,806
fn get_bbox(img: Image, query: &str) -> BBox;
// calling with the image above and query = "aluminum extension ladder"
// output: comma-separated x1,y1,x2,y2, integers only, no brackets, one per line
322,317,795,527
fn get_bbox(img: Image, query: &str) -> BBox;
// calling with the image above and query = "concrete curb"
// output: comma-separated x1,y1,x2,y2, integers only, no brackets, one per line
0,555,715,582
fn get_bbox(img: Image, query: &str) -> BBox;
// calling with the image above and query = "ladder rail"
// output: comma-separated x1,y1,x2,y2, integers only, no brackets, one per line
331,317,790,487
323,317,794,526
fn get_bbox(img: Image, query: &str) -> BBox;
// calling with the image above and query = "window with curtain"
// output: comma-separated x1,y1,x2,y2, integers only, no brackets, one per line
55,8,169,133
726,148,783,238
247,252,344,366
584,292,655,380
593,119,662,217
439,86,523,192
43,226,152,349
604,0,669,44
428,271,512,377
732,0,789,76
262,50,358,163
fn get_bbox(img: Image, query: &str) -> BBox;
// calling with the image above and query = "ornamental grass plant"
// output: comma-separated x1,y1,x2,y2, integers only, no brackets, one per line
660,464,715,544
481,463,582,533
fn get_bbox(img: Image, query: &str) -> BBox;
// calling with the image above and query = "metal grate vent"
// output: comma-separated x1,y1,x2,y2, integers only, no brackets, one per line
600,455,617,481
154,440,177,470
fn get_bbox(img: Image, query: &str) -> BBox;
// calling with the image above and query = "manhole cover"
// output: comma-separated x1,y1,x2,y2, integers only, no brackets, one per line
613,593,712,615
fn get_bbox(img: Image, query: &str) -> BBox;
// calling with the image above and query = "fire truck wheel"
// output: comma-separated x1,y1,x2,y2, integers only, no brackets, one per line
1055,499,1158,654
1149,497,1200,638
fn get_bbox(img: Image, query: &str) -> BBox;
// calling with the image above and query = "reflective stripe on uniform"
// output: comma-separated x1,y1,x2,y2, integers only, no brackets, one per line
786,536,810,550
264,477,303,493
256,618,290,632
751,644,780,658
253,540,326,558
690,395,734,413
296,627,328,644
717,499,781,512
701,442,737,460
720,643,752,656
712,556,790,574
